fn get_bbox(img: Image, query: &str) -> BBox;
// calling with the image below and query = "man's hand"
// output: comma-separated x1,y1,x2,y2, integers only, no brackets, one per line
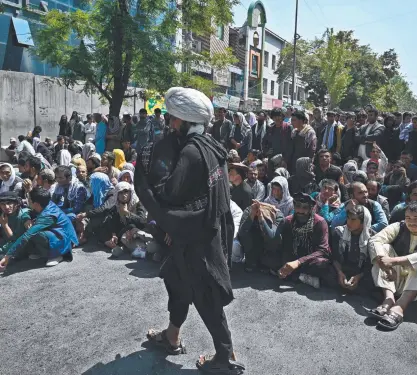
278,260,301,279
328,195,339,205
24,220,33,229
377,256,396,270
0,213,8,226
76,213,87,221
337,271,349,289
345,199,358,212
346,274,363,290
0,256,9,272
236,143,241,149
111,177,118,185
125,228,137,241
119,203,129,216
23,179,33,193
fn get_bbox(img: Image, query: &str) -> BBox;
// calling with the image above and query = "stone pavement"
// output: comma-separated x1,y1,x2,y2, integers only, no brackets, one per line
1,245,417,375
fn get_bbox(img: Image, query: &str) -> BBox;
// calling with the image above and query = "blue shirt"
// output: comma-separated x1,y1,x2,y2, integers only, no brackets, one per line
331,200,388,233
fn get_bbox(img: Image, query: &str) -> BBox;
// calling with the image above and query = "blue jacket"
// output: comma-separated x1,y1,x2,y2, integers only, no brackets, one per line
7,201,78,258
331,200,388,233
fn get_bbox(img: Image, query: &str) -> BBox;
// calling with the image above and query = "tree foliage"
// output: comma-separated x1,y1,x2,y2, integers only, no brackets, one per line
33,0,238,115
275,28,417,112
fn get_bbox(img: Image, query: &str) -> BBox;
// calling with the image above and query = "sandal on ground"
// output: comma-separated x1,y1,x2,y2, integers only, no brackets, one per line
365,304,390,320
196,354,245,374
146,329,186,355
377,311,404,331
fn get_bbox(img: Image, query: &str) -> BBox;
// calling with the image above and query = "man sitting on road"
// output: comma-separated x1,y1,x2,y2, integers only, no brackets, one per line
331,182,388,233
0,187,78,272
367,202,417,331
277,192,335,289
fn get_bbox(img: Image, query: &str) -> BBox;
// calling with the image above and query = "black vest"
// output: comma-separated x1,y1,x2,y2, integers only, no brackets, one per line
392,222,417,256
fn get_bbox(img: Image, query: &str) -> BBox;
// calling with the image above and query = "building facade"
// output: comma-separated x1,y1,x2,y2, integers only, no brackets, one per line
0,0,85,76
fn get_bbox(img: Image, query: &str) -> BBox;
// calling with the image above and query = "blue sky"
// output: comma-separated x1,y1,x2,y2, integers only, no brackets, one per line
233,0,417,93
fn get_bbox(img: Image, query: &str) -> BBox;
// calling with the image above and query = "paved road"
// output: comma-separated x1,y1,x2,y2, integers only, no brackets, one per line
1,245,417,375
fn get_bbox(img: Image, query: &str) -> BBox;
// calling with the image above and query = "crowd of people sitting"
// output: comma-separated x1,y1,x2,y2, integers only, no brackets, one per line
1,103,417,334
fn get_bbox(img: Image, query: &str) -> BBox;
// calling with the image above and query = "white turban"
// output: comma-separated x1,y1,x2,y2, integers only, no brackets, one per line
165,87,214,126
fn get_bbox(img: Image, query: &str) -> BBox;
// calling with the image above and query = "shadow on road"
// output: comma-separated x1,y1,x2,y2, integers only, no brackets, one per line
82,341,199,375
125,260,160,279
1,258,51,277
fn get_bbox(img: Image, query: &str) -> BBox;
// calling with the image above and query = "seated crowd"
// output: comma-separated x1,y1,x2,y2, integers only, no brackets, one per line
1,105,417,332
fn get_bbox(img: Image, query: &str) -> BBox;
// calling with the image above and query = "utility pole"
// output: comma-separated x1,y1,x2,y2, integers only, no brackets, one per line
291,0,299,106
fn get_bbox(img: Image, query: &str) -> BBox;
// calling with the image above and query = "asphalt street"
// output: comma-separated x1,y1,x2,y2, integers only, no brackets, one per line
1,245,417,375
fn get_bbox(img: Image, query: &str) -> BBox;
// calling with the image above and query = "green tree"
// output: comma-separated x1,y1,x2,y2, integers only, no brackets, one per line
318,29,354,109
33,0,238,116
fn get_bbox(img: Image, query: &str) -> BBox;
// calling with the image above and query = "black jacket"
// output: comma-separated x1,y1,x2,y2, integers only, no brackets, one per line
354,123,385,158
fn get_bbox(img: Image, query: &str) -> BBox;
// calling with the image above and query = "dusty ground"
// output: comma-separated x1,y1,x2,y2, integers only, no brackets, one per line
1,245,417,375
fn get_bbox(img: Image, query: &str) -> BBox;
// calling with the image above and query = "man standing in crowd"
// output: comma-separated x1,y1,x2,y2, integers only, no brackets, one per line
209,107,233,148
85,114,97,141
262,108,293,165
290,110,317,172
136,87,245,373
121,113,136,145
318,111,343,153
151,108,165,143
311,107,326,134
355,108,385,161
251,111,267,150
135,108,151,152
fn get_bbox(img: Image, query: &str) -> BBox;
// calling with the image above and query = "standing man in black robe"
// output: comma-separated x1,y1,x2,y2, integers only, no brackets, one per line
135,87,245,374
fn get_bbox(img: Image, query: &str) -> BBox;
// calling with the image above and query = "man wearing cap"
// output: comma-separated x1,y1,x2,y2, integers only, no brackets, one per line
135,87,244,373
0,191,31,257
229,163,253,211
5,138,18,163
277,192,334,289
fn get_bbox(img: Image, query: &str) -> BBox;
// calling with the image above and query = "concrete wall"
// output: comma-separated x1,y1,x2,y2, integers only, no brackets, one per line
0,71,143,146
0,71,35,145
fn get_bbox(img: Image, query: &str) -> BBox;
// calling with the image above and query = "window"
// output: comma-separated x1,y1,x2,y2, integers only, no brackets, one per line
278,84,283,100
283,82,289,96
270,81,275,96
11,17,34,47
264,51,269,67
263,78,268,94
272,55,276,70
216,25,224,41
297,86,305,101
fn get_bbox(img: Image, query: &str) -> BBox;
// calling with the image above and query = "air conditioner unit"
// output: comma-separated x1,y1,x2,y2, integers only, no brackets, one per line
192,40,202,53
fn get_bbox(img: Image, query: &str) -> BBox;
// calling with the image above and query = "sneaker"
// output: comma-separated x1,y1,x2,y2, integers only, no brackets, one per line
299,273,320,289
29,254,41,260
46,256,63,267
132,247,147,259
111,246,124,258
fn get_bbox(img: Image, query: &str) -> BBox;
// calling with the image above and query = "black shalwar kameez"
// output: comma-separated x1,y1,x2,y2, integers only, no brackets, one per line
135,132,235,363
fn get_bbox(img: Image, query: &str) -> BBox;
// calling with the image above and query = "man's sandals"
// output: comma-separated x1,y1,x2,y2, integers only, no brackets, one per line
366,304,390,319
365,306,404,330
377,311,404,331
196,354,245,375
146,329,186,355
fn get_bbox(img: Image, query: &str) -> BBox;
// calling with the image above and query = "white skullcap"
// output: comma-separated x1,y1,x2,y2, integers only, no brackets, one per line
165,87,214,126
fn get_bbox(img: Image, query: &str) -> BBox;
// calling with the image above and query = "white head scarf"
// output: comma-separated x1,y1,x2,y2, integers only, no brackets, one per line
108,181,139,212
231,112,251,138
165,87,214,126
59,149,72,166
0,163,19,193
264,176,294,217
245,112,257,127
337,205,372,258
